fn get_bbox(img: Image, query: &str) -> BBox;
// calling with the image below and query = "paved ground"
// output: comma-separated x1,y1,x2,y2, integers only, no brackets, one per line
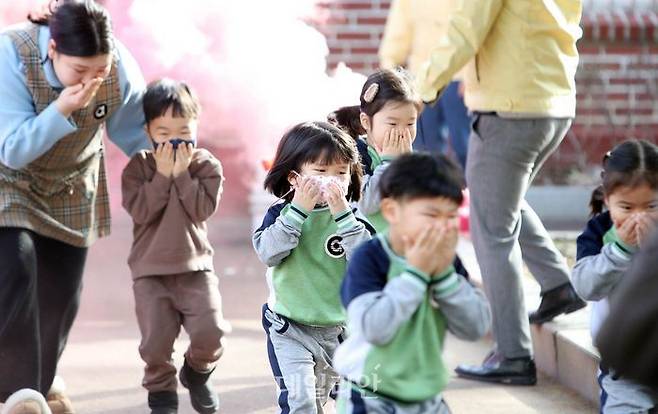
56,211,596,413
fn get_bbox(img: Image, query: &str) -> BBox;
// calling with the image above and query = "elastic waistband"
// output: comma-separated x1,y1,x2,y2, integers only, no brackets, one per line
347,379,428,406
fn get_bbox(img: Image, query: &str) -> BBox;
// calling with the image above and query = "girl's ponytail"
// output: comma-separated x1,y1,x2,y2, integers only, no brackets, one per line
328,106,365,140
589,185,605,216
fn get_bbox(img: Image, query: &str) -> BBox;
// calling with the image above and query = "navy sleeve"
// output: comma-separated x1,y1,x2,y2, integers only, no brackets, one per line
255,202,287,233
454,254,469,281
576,212,612,260
356,138,373,176
340,238,390,307
353,207,377,235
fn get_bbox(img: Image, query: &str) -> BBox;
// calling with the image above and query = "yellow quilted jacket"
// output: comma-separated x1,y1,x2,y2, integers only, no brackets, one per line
379,0,462,78
416,0,583,117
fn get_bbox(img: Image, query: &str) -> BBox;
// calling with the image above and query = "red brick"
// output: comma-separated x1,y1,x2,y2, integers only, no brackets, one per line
577,93,630,101
576,107,609,116
612,14,626,41
326,16,349,25
357,17,388,25
604,45,643,55
609,78,647,85
597,13,612,41
346,62,367,70
331,2,375,10
580,62,622,71
329,47,347,55
636,93,655,101
581,14,594,40
643,13,658,41
628,63,658,71
578,45,602,55
336,32,371,40
628,14,644,41
351,47,379,55
615,107,655,116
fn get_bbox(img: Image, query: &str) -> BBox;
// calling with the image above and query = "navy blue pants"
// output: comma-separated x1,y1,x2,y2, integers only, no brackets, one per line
415,80,471,170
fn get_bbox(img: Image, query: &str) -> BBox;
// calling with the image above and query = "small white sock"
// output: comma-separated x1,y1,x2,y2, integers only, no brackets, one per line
48,376,67,397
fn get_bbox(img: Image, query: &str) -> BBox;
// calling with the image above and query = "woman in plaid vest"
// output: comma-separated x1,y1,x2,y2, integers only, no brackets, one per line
0,1,149,413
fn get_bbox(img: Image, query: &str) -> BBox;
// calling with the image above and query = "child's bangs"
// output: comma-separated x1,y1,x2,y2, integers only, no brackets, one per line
304,140,355,167
607,171,658,195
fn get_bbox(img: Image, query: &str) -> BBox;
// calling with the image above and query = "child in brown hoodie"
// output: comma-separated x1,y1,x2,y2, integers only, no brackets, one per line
121,79,230,414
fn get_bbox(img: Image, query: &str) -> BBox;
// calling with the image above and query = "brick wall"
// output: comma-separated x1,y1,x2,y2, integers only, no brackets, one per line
312,0,658,184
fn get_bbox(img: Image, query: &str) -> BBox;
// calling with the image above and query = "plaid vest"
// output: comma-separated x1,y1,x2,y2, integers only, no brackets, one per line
0,24,121,247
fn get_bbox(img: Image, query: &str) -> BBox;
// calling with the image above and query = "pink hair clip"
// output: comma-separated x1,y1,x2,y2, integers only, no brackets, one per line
363,83,379,103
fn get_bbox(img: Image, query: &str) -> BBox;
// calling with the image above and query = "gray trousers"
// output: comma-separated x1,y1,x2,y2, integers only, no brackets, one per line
466,113,572,358
262,305,344,414
337,380,451,414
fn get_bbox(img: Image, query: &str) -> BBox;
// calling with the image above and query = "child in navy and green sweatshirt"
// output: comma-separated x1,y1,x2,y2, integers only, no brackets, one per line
334,153,491,414
253,122,373,414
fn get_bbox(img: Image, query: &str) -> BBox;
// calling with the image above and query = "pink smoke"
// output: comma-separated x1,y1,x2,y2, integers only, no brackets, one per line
114,1,365,152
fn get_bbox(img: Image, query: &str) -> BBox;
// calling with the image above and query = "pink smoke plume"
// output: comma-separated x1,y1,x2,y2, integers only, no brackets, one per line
1,0,366,214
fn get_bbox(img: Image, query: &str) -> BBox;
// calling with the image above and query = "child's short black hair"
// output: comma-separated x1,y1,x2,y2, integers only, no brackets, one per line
143,78,201,124
379,152,464,205
264,121,363,202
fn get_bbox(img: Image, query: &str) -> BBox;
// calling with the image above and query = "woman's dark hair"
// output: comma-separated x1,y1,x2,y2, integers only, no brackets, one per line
590,139,658,215
31,0,114,57
328,68,422,139
264,121,363,202
380,152,464,205
143,79,201,124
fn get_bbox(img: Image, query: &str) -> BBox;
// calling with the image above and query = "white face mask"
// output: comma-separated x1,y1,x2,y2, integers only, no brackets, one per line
292,172,350,204
309,175,350,202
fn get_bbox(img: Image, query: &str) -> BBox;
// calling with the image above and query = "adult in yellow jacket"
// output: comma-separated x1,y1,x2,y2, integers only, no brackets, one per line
379,0,470,169
416,0,586,385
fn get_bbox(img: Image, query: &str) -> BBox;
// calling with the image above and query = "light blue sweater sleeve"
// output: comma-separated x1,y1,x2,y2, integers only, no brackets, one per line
105,39,150,157
0,33,76,169
0,33,149,170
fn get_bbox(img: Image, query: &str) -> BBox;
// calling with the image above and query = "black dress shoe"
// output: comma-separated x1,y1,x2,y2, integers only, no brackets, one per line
529,282,586,325
455,352,537,386
148,391,178,414
180,360,220,414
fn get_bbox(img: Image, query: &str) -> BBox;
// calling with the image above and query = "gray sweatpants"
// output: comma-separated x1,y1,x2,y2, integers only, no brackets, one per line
262,305,344,414
337,380,451,414
466,113,572,358
599,369,658,414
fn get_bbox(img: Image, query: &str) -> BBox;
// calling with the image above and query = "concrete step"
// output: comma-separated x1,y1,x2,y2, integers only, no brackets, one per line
457,237,602,408
531,309,601,406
